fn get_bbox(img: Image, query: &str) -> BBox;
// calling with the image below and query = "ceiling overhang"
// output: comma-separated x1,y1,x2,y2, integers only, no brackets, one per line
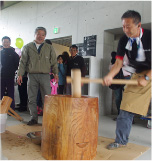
0,1,21,10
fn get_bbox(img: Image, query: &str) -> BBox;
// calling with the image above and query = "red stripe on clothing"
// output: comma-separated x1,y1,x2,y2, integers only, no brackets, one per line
142,28,144,34
116,55,124,60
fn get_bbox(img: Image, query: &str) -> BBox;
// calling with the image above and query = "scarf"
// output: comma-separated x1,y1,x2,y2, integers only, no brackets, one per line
125,28,146,62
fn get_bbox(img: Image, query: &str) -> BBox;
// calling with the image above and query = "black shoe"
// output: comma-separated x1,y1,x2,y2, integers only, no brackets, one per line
27,119,38,126
18,106,27,112
16,103,21,107
113,117,117,121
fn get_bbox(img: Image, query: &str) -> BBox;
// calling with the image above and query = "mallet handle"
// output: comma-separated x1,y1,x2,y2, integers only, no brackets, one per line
66,77,138,85
71,69,81,97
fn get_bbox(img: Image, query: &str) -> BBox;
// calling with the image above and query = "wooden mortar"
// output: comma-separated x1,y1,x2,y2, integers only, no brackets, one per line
41,95,99,160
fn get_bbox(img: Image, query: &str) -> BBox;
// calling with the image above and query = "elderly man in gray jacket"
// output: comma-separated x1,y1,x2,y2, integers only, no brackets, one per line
17,27,58,125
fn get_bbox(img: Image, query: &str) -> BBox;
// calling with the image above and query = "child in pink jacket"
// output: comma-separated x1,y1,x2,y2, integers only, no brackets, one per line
50,73,58,95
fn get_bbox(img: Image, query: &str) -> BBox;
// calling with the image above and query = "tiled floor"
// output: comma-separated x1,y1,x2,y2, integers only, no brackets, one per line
4,110,152,160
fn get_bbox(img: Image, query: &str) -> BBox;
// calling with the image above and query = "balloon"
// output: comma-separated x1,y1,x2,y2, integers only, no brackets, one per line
15,38,24,49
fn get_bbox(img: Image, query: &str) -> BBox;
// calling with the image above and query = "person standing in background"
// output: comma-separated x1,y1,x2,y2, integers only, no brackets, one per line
45,39,52,45
57,55,66,94
62,51,70,65
62,51,70,94
66,45,86,95
0,36,19,110
0,45,3,51
17,27,58,125
36,39,52,115
50,73,58,95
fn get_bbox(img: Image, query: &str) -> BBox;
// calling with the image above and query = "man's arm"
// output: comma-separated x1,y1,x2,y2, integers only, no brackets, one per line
17,46,28,85
103,58,123,86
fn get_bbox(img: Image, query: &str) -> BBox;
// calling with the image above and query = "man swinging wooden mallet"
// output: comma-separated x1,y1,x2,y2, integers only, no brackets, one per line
103,10,151,150
67,10,151,151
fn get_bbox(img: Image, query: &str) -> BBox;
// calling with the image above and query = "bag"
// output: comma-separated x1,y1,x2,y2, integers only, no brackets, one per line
109,68,125,90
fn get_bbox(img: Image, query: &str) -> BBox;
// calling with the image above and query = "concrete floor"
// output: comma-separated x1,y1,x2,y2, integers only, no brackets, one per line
4,110,151,160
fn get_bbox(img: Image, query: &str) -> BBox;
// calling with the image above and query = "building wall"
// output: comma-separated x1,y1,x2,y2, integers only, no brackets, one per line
0,1,151,115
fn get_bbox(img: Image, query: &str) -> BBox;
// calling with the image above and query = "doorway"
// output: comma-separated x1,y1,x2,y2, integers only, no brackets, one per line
50,35,72,56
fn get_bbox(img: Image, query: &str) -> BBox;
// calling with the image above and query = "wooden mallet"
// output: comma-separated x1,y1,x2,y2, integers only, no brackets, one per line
67,69,138,98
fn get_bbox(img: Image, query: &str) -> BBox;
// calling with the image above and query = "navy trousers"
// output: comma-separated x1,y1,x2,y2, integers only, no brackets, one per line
114,87,123,115
1,78,15,110
18,76,28,107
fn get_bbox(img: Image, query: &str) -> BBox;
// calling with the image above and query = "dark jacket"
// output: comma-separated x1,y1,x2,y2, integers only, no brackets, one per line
66,54,86,77
0,48,19,78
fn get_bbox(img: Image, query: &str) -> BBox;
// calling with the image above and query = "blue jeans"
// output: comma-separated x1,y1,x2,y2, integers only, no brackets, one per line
114,87,123,115
114,76,131,115
115,110,134,145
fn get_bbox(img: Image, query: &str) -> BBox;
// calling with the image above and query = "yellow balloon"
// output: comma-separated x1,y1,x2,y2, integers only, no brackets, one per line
15,38,24,49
